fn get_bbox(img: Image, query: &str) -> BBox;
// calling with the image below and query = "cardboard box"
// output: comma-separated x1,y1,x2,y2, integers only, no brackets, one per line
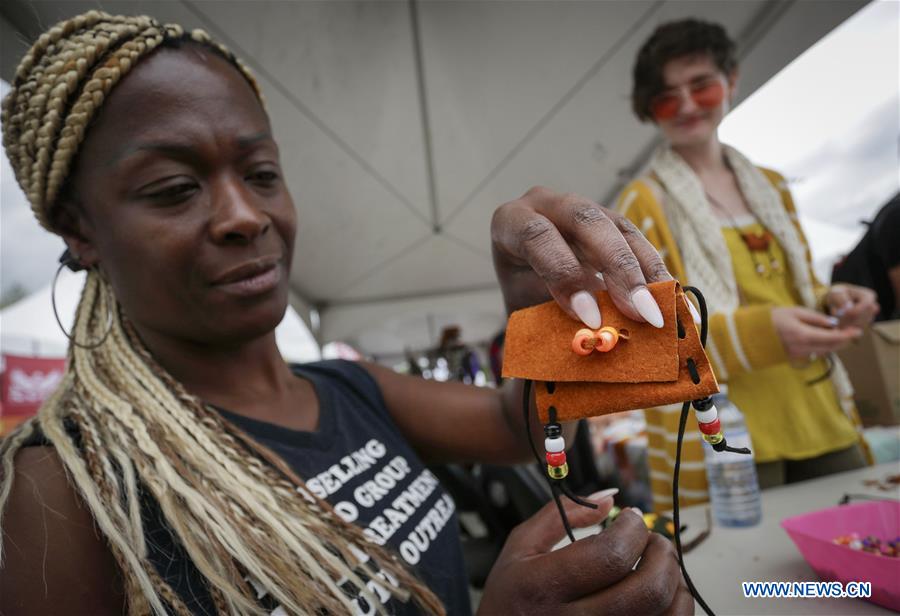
837,320,900,427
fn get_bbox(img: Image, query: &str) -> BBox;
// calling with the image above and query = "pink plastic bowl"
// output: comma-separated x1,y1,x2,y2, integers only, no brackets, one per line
781,500,900,612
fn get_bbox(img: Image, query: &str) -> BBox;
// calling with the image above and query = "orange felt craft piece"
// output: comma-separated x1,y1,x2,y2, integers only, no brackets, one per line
502,280,719,423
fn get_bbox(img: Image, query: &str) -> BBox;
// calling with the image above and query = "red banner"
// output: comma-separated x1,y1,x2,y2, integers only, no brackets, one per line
1,354,66,433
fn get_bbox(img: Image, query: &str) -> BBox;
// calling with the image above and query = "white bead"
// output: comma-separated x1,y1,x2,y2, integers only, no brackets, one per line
544,436,565,453
694,405,718,424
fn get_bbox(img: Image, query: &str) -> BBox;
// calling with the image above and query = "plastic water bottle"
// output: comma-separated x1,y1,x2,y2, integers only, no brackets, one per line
703,389,762,527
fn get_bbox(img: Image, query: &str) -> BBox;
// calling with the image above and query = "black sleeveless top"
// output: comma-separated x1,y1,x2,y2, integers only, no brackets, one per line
24,360,471,615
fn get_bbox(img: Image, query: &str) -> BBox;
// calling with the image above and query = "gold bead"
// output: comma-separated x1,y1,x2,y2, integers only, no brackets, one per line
547,463,569,479
703,432,724,445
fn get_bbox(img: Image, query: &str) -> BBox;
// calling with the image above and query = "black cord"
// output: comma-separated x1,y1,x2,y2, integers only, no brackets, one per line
559,481,600,508
673,400,715,616
683,285,708,346
677,286,718,615
522,378,596,545
523,381,576,542
805,353,834,386
523,379,540,461
551,483,576,543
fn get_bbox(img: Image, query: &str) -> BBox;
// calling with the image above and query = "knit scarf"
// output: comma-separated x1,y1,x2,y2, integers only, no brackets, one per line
649,144,856,416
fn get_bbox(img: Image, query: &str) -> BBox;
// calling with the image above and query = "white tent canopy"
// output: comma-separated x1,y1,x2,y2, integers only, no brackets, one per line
0,0,868,359
0,269,321,363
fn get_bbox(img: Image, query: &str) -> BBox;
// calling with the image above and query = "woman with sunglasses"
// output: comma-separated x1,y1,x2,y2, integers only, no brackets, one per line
616,19,878,508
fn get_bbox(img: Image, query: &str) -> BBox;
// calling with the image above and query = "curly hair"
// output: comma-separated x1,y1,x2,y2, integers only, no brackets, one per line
631,18,737,122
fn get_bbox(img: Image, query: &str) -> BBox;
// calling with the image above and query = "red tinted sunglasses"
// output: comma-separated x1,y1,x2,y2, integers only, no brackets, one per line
650,78,725,121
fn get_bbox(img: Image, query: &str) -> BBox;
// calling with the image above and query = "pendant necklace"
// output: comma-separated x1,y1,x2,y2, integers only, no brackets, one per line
705,192,781,276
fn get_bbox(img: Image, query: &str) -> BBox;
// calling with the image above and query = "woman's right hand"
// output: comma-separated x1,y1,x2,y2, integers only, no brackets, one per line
477,493,692,615
491,187,672,326
771,306,861,360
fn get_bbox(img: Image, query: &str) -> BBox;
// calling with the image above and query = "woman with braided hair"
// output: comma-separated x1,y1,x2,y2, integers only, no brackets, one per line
0,11,691,615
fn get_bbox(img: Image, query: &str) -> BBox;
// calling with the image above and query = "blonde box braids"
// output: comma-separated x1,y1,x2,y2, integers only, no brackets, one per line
0,11,443,615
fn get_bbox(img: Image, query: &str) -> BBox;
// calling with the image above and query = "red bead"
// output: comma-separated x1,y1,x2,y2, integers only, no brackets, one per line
546,451,567,466
698,418,721,435
595,326,620,352
572,329,596,356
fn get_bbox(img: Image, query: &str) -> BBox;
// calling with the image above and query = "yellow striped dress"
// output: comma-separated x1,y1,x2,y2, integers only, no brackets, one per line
616,168,862,511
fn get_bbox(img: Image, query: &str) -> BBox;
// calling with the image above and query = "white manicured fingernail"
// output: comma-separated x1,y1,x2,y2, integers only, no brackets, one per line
827,316,840,327
687,301,702,325
631,288,664,328
628,506,644,517
589,487,619,500
571,291,602,328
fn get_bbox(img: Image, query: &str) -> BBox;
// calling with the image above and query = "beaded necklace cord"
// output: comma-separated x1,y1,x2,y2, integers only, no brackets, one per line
523,286,748,616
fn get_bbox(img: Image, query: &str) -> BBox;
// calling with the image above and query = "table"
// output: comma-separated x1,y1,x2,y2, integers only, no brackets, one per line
677,462,900,615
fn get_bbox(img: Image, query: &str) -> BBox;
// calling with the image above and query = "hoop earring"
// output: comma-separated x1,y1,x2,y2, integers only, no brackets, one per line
52,250,113,349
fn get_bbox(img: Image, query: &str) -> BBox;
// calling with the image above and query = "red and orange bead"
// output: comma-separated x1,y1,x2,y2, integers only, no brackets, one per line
571,326,623,355
595,326,620,352
572,328,597,356
698,418,721,435
546,451,567,466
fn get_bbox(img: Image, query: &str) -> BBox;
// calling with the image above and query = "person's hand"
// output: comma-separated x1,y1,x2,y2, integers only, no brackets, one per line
825,284,879,330
771,306,861,361
477,492,692,616
491,187,673,328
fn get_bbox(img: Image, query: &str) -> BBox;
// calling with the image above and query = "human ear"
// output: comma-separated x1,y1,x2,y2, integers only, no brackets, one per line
54,200,99,269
